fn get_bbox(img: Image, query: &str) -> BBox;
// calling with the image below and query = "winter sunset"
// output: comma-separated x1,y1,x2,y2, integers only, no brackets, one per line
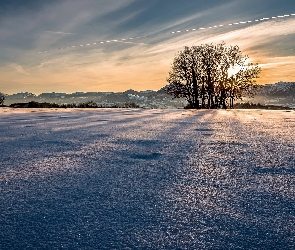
1,1,294,249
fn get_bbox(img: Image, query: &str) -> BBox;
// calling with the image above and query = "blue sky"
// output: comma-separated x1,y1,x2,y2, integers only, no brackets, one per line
1,0,295,94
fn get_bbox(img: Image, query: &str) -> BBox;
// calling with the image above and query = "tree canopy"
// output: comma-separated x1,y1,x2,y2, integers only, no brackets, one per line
164,42,261,109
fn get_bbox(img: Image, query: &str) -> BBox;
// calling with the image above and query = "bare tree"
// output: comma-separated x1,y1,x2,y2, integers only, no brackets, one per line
166,46,201,108
0,93,5,106
164,42,261,109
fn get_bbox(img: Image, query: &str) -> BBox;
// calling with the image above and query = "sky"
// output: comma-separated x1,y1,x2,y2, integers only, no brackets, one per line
0,0,295,94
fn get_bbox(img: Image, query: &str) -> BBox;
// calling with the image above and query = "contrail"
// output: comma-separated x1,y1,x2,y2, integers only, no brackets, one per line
26,13,295,56
169,13,295,34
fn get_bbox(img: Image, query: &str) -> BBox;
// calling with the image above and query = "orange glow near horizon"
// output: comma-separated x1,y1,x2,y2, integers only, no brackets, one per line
2,56,295,95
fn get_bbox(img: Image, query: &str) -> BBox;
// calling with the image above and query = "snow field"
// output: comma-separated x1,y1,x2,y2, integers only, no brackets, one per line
0,108,294,249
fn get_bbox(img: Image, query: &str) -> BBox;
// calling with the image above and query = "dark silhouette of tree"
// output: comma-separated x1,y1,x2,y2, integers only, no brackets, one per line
0,93,5,106
164,42,261,109
165,46,199,108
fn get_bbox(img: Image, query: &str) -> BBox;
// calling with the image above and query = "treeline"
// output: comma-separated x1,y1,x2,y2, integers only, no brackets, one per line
4,100,294,110
233,102,294,110
9,101,140,109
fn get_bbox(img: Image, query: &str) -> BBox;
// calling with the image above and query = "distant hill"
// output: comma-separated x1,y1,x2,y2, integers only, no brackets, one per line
3,82,295,108
245,82,295,108
4,90,186,109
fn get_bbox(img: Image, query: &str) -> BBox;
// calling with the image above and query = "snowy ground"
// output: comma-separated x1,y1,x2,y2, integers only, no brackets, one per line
0,108,294,249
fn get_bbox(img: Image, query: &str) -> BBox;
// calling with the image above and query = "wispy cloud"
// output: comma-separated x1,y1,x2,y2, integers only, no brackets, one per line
32,60,55,69
134,17,295,68
45,31,76,35
259,61,292,68
0,0,137,52
9,63,30,75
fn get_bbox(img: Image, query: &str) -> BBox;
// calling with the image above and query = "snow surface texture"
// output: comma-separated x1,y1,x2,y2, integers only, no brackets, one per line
0,108,294,249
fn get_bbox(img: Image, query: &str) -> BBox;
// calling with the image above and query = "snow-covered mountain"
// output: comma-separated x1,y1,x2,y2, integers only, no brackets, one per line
258,82,295,96
248,82,295,108
3,89,186,108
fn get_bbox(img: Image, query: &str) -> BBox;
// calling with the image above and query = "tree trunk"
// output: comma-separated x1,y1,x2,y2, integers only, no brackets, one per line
192,69,199,109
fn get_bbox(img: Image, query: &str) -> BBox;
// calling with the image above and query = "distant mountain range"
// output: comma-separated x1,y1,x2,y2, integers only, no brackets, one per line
2,89,187,109
245,81,295,108
2,82,295,108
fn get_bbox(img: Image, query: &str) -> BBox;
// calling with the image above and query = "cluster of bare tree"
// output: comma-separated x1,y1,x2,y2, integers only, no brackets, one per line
164,42,261,109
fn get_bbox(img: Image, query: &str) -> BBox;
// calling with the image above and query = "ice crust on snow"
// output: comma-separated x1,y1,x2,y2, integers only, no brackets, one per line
0,108,294,249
